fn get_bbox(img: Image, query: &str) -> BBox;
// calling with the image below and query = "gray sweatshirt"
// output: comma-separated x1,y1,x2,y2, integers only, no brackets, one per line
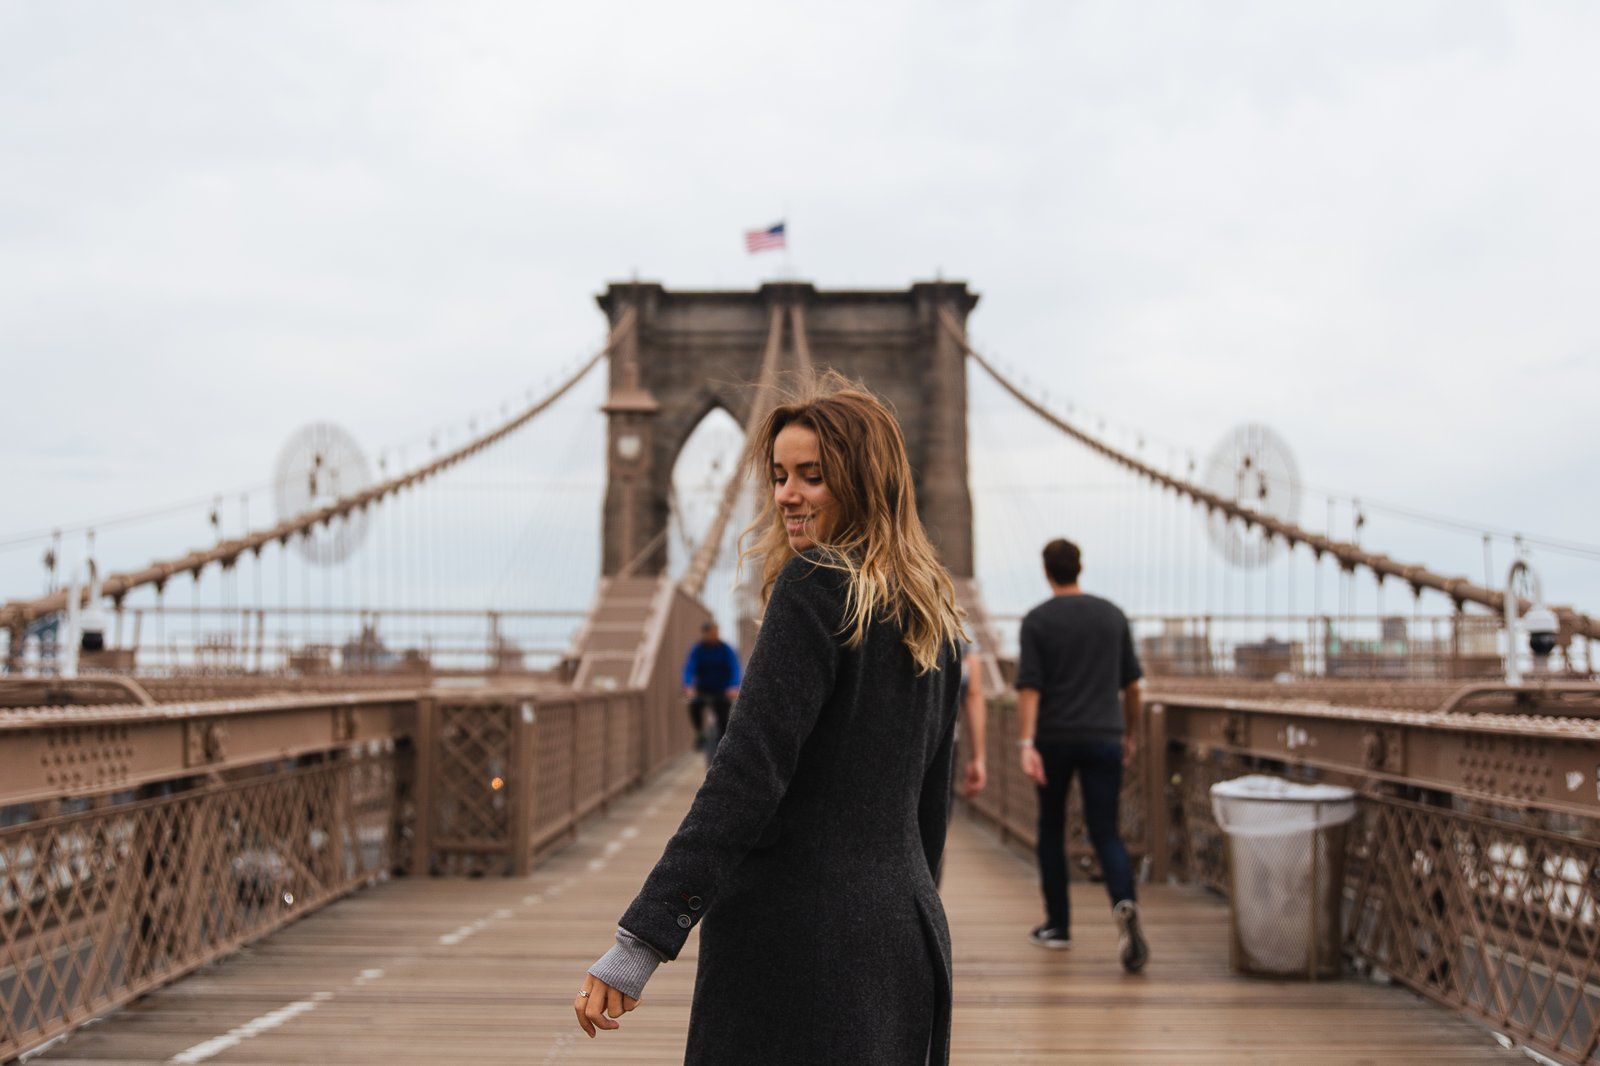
587,925,665,999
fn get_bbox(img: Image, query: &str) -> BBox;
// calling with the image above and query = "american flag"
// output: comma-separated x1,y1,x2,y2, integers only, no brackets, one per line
744,222,786,254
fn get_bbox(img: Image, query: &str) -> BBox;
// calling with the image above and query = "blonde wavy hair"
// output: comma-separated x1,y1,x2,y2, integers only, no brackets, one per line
735,370,968,675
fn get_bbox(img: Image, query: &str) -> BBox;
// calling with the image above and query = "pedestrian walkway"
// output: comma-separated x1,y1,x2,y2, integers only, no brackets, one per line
33,757,1516,1064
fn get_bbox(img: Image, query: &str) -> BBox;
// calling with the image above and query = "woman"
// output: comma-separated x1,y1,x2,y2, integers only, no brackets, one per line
574,374,967,1065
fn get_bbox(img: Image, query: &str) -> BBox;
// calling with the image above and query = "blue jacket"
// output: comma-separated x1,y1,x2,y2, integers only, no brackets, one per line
682,639,742,690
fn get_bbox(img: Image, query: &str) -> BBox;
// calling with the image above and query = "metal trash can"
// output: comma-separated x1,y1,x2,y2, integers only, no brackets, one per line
1210,775,1357,979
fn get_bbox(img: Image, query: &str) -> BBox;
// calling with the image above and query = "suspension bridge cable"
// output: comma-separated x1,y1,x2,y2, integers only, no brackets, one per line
965,361,1600,566
942,309,1600,642
0,482,277,552
0,309,635,641
677,297,820,605
1218,459,1600,564
790,300,815,375
485,399,606,613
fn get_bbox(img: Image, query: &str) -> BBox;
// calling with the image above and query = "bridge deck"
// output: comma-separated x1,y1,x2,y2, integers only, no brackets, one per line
34,759,1516,1065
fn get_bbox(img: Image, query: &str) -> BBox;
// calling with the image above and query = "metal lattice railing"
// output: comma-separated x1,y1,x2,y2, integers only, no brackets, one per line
0,653,698,1060
1166,744,1233,893
960,680,1600,1065
416,692,656,877
427,701,514,875
0,751,399,1059
1346,794,1600,1063
414,692,687,880
1155,696,1600,1066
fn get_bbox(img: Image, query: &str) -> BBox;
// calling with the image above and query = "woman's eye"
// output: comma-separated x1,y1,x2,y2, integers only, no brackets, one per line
805,477,823,486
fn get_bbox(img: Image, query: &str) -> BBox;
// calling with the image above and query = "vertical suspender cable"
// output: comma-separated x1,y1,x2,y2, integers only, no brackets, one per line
680,303,786,598
790,301,814,376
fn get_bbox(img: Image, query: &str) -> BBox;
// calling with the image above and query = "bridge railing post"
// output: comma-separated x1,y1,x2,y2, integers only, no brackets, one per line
510,700,534,877
1144,702,1169,883
569,696,581,842
600,694,613,812
410,695,436,876
998,698,1017,843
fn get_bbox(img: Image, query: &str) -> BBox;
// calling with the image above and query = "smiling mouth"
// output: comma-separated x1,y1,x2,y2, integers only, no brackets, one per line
783,513,811,533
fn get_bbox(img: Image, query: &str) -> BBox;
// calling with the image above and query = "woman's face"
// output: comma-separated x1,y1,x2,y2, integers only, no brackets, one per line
772,423,836,552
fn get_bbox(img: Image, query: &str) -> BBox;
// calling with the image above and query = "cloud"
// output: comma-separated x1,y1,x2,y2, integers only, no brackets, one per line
3,0,1598,626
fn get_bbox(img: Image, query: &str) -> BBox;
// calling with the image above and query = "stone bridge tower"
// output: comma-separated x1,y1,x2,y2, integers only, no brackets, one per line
597,280,979,580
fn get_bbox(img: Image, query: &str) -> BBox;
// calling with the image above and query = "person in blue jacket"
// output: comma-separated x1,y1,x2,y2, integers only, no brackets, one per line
681,620,741,762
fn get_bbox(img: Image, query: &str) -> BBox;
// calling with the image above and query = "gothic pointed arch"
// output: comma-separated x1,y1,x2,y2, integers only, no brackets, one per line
597,280,979,579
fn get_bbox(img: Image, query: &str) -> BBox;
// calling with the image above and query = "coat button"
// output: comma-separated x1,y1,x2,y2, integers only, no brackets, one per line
687,896,702,910
676,914,692,929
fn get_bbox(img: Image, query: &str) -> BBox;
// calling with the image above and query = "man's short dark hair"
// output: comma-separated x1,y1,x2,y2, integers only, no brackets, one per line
701,620,717,633
1042,539,1082,585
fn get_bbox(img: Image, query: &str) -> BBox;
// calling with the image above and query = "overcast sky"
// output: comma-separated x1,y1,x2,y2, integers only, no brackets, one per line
4,0,1598,630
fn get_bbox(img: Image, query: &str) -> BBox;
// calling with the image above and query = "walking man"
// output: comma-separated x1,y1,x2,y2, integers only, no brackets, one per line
681,620,741,764
1015,538,1150,973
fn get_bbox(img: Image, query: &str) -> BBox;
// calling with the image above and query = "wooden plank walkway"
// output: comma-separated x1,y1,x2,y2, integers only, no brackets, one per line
33,757,1518,1065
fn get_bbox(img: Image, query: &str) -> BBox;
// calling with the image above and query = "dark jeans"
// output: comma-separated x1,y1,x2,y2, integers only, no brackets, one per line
1035,738,1135,932
688,688,731,762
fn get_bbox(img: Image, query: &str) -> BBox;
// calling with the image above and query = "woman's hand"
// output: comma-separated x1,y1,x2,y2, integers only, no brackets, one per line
962,755,987,795
573,973,638,1038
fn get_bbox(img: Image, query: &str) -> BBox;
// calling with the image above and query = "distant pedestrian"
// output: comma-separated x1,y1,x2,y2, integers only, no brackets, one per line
681,621,741,763
1015,538,1149,973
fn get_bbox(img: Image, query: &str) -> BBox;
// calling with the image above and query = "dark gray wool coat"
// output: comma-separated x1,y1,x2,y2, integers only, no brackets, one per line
619,548,962,1065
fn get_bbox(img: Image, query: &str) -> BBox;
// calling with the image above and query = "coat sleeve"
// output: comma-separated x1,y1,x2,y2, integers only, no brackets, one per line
917,657,959,882
617,555,841,961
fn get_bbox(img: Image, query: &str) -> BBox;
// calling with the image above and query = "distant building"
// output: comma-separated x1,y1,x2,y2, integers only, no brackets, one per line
1234,638,1299,679
1140,625,1212,676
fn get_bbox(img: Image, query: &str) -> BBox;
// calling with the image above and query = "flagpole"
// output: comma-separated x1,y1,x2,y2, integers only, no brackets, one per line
782,205,794,280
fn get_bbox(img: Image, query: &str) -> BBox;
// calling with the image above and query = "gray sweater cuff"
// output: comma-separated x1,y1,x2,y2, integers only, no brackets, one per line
586,927,666,1000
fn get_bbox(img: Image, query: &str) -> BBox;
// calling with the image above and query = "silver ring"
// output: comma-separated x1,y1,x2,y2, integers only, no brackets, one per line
578,989,590,998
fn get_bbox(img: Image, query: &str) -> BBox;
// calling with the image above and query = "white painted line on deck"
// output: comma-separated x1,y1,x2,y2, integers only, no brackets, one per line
541,1029,581,1064
437,904,522,946
168,991,333,1063
352,968,385,986
438,915,494,946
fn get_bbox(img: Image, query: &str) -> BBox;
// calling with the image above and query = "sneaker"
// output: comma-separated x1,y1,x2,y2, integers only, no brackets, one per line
1028,924,1071,950
1114,900,1149,973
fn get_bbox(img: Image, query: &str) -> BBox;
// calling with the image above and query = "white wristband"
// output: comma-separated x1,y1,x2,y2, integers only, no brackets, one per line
1017,738,1034,748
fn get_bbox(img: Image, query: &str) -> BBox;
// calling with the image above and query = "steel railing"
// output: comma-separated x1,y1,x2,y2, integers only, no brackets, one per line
958,679,1600,1065
0,661,698,1060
